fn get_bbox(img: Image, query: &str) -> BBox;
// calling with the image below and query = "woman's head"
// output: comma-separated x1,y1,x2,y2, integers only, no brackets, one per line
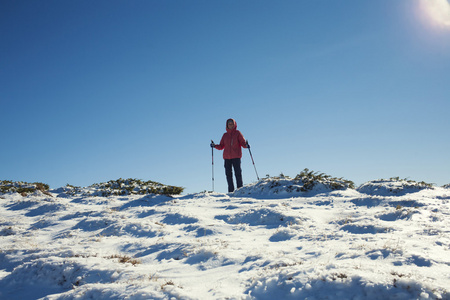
227,118,236,130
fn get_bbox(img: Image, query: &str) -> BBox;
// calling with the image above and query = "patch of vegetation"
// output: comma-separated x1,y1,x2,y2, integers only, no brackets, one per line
161,280,176,290
294,168,355,191
357,177,434,196
90,178,184,196
329,273,348,281
105,254,141,266
2,178,184,197
0,180,51,196
62,184,83,196
57,178,184,197
236,169,354,196
388,177,434,189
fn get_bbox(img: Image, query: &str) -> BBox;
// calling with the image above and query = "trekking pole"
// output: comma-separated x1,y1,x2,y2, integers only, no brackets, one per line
211,140,215,191
247,140,260,181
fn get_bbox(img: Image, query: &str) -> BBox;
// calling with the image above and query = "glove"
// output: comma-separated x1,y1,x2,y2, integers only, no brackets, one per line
246,140,250,148
210,140,216,148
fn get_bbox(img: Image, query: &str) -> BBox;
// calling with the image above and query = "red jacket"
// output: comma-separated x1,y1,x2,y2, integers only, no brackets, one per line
215,119,247,159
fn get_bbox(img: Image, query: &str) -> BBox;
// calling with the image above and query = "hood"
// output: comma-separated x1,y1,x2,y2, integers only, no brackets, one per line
226,118,237,132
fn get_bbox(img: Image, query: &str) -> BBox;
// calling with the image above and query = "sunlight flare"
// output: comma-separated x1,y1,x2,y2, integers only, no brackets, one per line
420,0,450,28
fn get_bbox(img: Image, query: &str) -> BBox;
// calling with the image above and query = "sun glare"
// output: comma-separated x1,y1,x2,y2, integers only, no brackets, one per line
420,0,450,28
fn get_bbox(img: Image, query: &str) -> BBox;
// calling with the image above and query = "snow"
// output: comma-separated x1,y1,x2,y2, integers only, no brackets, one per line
0,181,449,299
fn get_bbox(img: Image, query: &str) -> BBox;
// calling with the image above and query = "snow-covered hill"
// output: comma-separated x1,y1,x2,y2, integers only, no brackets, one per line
0,178,449,299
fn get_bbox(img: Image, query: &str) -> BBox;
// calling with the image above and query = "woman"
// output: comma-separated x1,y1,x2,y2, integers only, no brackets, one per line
211,118,248,193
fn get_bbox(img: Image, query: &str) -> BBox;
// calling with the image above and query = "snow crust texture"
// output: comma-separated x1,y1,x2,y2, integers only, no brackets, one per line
0,182,449,299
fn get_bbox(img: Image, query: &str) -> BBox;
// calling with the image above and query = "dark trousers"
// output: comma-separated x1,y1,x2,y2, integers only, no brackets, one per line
225,158,243,193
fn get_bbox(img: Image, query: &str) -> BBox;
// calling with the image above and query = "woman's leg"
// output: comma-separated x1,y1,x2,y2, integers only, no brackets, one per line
224,159,234,192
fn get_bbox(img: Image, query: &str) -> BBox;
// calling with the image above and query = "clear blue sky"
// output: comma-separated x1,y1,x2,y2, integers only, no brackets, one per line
1,0,449,194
